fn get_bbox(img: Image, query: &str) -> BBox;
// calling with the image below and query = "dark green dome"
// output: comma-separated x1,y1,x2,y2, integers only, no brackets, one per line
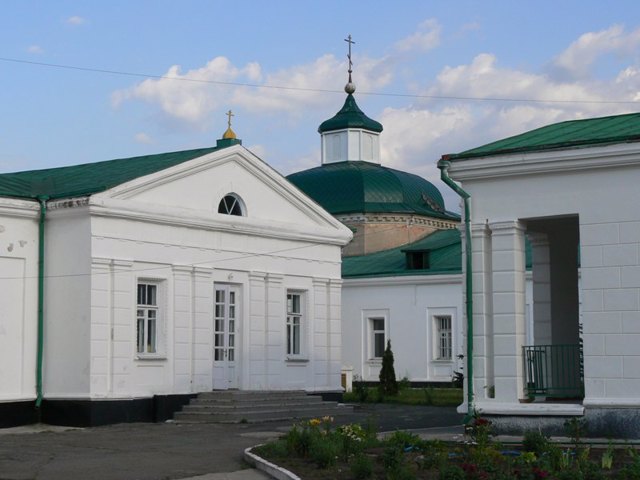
287,161,457,220
318,94,383,133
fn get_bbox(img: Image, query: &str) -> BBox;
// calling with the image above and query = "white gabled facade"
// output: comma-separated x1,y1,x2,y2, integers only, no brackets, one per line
0,144,352,425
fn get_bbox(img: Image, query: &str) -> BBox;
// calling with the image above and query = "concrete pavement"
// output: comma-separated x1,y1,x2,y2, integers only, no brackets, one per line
0,404,464,480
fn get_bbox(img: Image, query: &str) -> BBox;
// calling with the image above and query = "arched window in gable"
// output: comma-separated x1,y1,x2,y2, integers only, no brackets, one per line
218,193,245,216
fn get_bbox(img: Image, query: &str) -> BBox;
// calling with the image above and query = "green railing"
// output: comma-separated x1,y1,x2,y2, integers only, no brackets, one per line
523,344,584,399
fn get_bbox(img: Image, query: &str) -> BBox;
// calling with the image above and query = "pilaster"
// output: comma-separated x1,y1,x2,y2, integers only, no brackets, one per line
490,220,527,402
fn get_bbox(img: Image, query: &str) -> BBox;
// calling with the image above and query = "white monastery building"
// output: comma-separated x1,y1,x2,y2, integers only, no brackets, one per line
0,128,351,427
441,113,640,437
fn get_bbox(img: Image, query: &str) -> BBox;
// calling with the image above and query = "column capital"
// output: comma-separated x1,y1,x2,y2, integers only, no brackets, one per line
312,277,330,287
193,266,213,278
267,273,284,284
489,220,526,235
470,222,491,239
172,264,193,275
249,270,267,281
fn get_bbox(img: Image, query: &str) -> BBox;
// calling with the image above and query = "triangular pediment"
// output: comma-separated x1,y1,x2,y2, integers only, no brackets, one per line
90,145,351,244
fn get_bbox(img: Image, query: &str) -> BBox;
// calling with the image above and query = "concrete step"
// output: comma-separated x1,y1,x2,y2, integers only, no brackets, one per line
185,400,331,411
172,390,351,424
174,406,352,424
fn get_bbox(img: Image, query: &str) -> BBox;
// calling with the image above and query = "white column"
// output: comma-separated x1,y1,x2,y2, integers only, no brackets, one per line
266,273,284,389
248,271,267,389
172,265,192,393
111,259,133,396
192,267,212,392
528,232,552,345
490,221,527,402
470,222,495,399
90,258,111,397
329,279,343,391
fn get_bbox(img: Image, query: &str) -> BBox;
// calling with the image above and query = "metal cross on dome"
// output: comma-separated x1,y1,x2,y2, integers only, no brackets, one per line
226,110,234,128
344,34,355,77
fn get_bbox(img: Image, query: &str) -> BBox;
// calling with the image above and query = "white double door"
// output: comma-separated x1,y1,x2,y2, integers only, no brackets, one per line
212,285,240,389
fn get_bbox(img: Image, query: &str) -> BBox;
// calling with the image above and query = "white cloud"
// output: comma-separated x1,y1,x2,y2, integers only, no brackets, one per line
112,56,261,125
394,18,441,53
112,53,394,125
27,45,44,54
134,132,153,144
552,25,640,79
66,16,85,25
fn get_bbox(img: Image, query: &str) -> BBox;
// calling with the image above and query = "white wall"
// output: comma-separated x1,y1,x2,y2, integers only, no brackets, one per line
450,144,640,407
342,275,464,382
84,212,343,399
44,204,92,397
0,199,39,402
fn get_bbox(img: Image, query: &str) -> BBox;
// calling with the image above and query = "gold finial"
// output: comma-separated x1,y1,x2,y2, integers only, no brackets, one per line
222,109,237,139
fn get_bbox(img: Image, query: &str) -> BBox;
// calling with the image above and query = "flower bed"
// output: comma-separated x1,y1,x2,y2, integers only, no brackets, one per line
252,414,640,480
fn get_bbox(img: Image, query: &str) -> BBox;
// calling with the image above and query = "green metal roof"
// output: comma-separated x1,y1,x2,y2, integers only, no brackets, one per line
343,229,533,278
318,94,383,134
0,146,221,200
447,112,640,160
342,229,462,278
287,161,459,220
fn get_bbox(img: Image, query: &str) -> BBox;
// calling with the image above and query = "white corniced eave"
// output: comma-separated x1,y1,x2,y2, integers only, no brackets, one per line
87,197,353,246
447,142,640,182
0,197,39,219
343,273,461,288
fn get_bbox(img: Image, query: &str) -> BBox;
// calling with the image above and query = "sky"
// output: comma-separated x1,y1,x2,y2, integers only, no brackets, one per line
2,1,640,211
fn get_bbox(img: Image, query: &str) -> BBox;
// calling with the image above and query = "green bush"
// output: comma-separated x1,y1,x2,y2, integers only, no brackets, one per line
349,453,373,479
310,436,338,469
522,430,550,456
379,340,398,396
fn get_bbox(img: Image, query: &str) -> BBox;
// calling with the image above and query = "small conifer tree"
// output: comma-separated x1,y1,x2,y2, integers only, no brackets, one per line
378,339,398,396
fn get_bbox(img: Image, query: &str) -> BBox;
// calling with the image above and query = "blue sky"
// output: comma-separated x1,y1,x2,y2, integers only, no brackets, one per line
2,1,640,209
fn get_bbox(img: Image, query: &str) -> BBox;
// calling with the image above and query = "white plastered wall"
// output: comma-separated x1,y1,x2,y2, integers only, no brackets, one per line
342,275,464,383
449,144,640,409
0,198,39,402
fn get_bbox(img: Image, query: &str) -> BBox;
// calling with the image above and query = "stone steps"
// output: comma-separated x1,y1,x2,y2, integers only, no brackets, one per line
173,390,351,424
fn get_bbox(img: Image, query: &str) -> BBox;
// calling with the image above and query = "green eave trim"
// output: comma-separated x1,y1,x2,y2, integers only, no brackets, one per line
0,146,222,200
318,94,383,133
447,112,640,161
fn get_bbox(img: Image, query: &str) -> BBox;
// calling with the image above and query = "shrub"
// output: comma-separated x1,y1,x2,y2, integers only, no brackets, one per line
398,376,411,391
439,464,465,480
350,453,374,479
523,430,551,456
310,436,338,469
379,340,398,396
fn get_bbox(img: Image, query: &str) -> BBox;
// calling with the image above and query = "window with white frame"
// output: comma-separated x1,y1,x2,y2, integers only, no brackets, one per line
370,317,386,359
286,292,303,356
434,315,452,360
137,282,162,356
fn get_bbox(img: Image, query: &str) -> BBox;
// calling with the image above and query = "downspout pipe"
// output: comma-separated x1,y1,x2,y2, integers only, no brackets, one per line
437,157,474,422
36,196,48,408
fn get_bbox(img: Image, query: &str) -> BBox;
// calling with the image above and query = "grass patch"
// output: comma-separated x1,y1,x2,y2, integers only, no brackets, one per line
343,387,462,406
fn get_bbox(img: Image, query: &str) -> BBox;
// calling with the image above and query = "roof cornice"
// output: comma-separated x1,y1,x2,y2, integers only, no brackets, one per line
88,197,353,247
447,142,640,182
343,273,461,287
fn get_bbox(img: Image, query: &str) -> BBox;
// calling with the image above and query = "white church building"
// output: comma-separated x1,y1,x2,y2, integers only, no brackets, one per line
0,130,351,427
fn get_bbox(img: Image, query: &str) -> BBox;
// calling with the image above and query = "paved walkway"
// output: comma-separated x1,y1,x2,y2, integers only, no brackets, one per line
0,404,463,480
